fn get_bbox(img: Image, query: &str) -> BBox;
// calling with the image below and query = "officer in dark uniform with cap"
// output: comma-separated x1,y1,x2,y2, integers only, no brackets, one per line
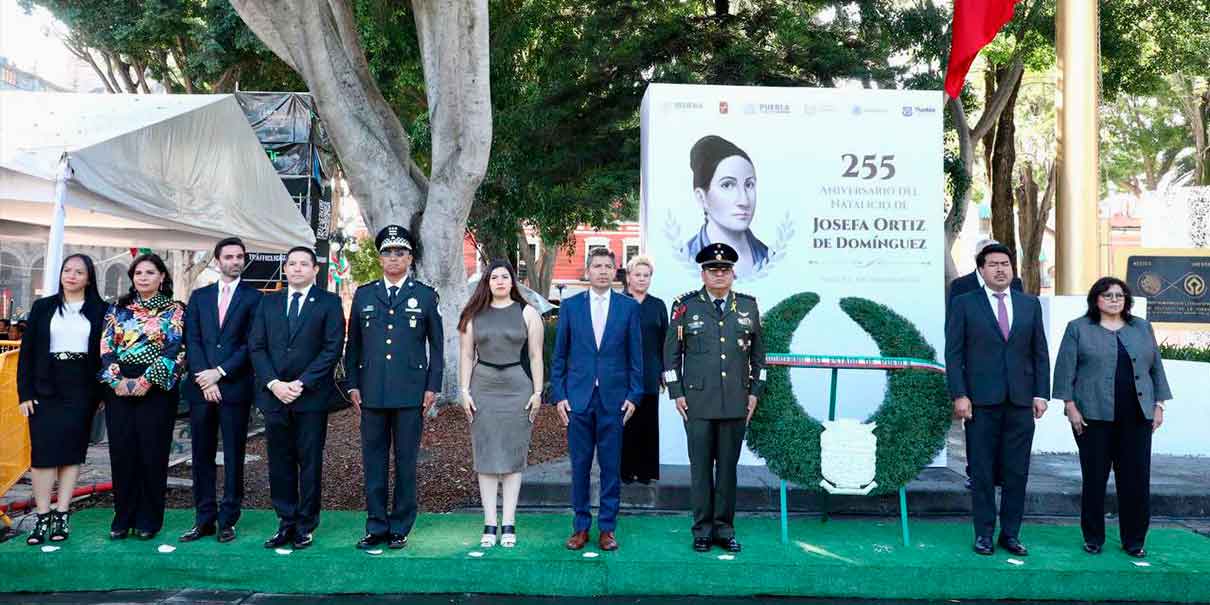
663,242,765,553
343,224,443,550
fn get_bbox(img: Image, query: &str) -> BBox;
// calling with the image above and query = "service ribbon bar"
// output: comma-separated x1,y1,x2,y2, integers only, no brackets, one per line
764,353,945,374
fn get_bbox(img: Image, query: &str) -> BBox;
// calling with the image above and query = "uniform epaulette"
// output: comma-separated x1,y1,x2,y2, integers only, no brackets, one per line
355,281,377,291
672,290,699,306
411,278,433,291
734,291,755,301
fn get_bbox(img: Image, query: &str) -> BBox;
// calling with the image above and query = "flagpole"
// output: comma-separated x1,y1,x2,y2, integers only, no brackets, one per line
1054,0,1100,295
41,153,72,297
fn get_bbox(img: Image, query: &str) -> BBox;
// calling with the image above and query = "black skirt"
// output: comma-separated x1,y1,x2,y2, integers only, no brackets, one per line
28,357,98,468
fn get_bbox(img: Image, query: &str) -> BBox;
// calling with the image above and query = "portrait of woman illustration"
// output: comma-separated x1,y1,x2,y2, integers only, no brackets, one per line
683,134,770,278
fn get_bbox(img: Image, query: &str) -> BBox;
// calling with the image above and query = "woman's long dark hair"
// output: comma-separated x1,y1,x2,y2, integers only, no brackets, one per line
118,253,174,307
1085,276,1134,324
459,259,526,332
54,253,103,315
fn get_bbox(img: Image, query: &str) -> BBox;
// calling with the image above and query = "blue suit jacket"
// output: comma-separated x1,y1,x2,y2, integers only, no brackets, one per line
182,281,262,406
945,289,1050,407
549,290,644,413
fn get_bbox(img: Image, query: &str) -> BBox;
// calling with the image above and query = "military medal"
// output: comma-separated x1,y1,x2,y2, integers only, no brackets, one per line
408,297,418,308
409,317,418,328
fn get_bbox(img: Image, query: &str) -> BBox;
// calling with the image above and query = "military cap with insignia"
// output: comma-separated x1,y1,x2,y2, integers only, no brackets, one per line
696,242,738,269
376,224,414,252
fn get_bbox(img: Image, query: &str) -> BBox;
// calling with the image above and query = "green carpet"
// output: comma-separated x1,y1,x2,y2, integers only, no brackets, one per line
3,509,1208,601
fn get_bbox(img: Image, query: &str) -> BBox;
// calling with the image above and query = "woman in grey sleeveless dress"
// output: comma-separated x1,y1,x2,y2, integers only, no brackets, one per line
458,260,545,548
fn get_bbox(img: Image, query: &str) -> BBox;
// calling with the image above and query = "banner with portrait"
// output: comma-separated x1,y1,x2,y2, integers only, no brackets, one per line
640,84,946,465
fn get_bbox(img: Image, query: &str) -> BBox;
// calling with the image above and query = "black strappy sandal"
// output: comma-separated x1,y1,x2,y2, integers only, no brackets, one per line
49,511,70,542
480,525,498,548
26,513,52,546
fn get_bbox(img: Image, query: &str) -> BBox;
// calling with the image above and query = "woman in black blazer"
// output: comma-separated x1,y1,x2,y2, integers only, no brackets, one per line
621,255,668,484
16,254,107,545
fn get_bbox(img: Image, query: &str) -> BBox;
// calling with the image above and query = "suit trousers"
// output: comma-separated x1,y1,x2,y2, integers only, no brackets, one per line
685,417,747,539
264,407,328,534
568,388,623,532
1075,404,1152,550
105,388,177,534
361,406,423,536
965,402,1035,540
189,401,252,528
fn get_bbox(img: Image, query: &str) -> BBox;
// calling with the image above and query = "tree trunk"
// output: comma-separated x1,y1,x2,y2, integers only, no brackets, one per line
989,74,1022,268
1015,161,1055,295
1173,74,1209,187
515,227,558,300
231,0,492,402
943,59,1024,288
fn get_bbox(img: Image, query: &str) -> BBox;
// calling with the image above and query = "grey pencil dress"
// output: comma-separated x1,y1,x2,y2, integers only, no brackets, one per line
469,302,534,474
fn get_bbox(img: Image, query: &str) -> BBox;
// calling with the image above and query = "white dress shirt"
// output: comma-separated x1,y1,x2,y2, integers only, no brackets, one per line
590,289,611,348
285,284,312,316
48,299,90,353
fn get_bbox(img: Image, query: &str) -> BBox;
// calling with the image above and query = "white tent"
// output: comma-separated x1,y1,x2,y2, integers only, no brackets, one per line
0,92,315,277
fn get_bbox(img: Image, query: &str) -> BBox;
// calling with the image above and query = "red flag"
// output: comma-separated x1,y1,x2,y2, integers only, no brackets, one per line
944,0,1019,99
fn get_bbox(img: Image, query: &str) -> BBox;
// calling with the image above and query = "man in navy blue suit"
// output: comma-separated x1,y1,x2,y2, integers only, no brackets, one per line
946,243,1050,557
180,238,263,544
249,246,345,550
550,247,644,551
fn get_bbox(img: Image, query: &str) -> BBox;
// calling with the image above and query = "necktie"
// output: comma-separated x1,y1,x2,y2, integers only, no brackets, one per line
714,298,725,315
592,295,606,348
217,284,231,327
994,292,1010,340
288,292,302,333
389,285,399,307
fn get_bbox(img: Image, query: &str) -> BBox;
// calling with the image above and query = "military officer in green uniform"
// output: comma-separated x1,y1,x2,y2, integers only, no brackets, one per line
664,242,765,553
343,225,443,550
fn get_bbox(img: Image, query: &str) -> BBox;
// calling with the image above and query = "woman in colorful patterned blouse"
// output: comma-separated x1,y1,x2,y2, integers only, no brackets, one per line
99,252,186,541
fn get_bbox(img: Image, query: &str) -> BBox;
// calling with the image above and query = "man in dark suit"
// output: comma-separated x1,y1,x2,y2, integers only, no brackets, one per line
180,238,263,544
249,246,345,550
550,247,643,552
945,243,1050,557
948,239,1023,489
344,225,442,550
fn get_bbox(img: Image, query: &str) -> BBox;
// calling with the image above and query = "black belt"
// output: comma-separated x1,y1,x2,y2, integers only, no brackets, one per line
50,352,87,360
477,360,522,370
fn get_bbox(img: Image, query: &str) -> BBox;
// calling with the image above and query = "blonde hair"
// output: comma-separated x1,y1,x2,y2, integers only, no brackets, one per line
627,255,654,273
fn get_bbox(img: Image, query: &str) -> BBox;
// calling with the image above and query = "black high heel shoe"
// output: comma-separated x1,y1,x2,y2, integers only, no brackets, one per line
26,513,52,546
49,511,70,542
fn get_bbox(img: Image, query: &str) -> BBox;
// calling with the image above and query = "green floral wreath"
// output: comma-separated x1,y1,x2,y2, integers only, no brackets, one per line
746,292,952,494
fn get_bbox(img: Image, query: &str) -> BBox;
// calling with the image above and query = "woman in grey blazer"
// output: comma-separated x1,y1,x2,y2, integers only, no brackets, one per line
1053,277,1171,558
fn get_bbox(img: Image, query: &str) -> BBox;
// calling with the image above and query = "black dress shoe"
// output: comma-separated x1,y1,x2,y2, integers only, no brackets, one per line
389,533,408,549
974,536,995,555
264,529,294,549
293,532,314,549
217,526,237,543
357,533,387,550
179,524,216,542
715,537,742,553
693,537,712,552
109,528,129,540
998,536,1028,557
1083,542,1102,554
1125,546,1147,558
134,530,157,541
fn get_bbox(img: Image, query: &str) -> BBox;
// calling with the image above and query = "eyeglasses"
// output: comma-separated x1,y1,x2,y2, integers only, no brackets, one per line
1099,292,1126,301
380,249,411,258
